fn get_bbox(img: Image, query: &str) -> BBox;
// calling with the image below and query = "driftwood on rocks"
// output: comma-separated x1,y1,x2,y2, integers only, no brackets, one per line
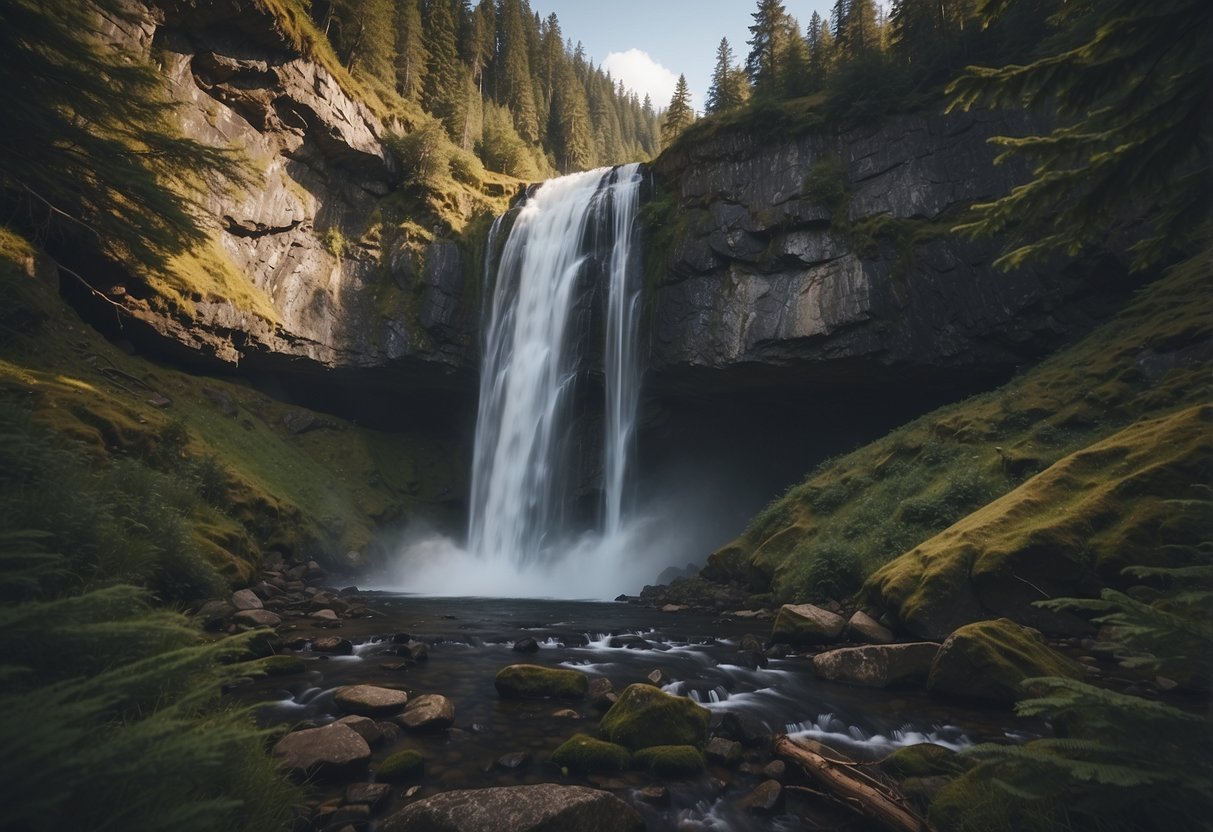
773,735,934,832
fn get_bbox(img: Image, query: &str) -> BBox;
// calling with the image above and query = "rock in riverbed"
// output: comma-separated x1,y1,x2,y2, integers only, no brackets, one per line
380,784,644,832
334,684,409,716
396,693,455,732
272,723,371,780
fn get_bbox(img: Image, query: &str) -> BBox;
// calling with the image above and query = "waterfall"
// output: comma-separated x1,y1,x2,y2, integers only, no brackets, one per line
468,163,643,569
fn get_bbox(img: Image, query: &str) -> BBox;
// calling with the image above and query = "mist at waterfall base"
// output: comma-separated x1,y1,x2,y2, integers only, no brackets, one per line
374,163,695,599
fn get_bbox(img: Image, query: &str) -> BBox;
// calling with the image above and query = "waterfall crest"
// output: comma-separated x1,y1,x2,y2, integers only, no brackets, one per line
468,163,643,570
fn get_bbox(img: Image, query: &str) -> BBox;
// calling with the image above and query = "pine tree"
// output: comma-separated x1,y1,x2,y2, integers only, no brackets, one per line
394,0,428,101
345,0,395,91
840,0,880,58
660,73,694,148
746,0,790,99
422,0,468,140
549,57,593,172
497,0,541,143
947,0,1213,269
706,38,737,113
806,11,837,87
779,15,812,98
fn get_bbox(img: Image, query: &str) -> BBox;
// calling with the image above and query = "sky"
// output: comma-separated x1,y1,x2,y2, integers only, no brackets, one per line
533,1,841,114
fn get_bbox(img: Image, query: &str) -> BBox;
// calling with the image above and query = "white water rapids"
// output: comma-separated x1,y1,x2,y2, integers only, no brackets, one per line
383,164,653,598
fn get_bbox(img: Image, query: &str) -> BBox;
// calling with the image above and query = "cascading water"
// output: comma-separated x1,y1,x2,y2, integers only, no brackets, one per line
459,163,644,591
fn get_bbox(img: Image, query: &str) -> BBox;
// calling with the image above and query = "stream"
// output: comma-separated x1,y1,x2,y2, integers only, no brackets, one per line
243,595,1032,831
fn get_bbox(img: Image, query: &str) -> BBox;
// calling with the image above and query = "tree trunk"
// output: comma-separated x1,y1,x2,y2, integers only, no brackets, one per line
773,735,935,832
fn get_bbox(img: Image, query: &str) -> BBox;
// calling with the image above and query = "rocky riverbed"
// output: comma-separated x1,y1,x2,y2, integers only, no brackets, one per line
193,552,1153,831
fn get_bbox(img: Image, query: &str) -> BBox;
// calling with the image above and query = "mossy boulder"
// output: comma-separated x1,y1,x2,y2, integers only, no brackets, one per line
928,618,1083,705
770,603,846,645
633,745,705,777
880,743,970,780
251,654,306,676
867,405,1213,639
599,684,710,750
551,734,631,773
378,750,425,782
494,664,588,699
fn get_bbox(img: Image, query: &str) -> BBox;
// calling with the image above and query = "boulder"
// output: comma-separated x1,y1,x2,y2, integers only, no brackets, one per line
599,684,710,751
737,780,782,814
336,715,383,745
312,636,353,655
928,618,1084,705
232,609,281,628
770,604,845,645
551,734,631,774
396,694,455,732
847,611,894,644
588,677,615,711
377,749,424,782
272,723,371,780
230,588,263,610
380,784,644,832
345,782,392,812
811,643,940,688
705,737,743,766
494,664,588,699
334,685,409,716
513,637,540,653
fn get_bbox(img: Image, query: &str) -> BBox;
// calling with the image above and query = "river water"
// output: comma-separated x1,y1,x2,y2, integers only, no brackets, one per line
247,596,1028,831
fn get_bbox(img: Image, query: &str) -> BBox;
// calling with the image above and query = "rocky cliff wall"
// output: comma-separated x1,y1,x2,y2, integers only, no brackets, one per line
645,110,1120,400
96,0,477,398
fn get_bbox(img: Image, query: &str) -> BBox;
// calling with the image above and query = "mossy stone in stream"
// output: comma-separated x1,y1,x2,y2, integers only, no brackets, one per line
599,684,710,750
929,768,1061,832
928,618,1083,705
494,664,588,699
880,743,970,779
551,734,631,773
378,750,424,782
251,654,306,676
633,745,705,777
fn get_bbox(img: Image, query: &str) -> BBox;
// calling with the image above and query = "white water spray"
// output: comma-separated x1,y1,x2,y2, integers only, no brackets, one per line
388,164,645,597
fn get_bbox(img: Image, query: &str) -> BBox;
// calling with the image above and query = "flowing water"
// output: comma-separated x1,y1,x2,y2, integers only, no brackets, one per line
247,597,1027,830
386,165,650,598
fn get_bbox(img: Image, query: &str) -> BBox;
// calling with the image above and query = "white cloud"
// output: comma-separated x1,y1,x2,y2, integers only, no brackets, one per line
601,48,694,112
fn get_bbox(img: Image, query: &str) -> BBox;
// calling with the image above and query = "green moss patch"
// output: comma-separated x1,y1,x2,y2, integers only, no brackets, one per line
880,743,970,780
377,749,424,782
927,618,1083,705
633,745,705,777
551,734,631,774
250,655,307,676
599,685,710,751
493,664,588,700
867,405,1212,638
705,248,1211,614
0,227,463,581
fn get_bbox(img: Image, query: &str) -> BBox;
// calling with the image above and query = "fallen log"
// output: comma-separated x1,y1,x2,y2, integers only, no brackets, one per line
774,734,934,832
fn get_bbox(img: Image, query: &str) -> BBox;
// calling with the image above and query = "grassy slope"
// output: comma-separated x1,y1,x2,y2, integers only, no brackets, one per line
704,249,1212,617
1,227,464,583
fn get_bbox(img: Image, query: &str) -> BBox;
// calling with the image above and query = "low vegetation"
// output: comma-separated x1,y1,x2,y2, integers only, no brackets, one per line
705,248,1212,606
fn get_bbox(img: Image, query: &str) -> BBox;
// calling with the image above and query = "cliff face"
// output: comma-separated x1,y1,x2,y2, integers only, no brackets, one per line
645,110,1117,399
98,0,477,394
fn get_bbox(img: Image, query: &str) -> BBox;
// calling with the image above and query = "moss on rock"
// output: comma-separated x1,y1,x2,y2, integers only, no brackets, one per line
880,743,970,780
705,250,1211,612
251,655,306,676
494,664,588,699
866,405,1213,638
377,749,424,782
599,685,710,751
633,745,705,777
927,618,1083,705
551,734,631,773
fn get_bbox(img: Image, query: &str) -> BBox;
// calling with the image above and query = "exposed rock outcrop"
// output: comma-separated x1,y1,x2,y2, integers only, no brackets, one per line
646,110,1117,399
95,0,478,394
